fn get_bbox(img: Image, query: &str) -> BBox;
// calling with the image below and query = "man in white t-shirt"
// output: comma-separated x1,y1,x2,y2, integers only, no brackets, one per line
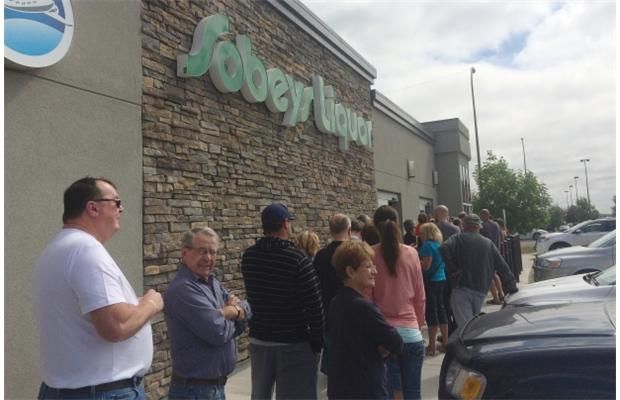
33,177,163,400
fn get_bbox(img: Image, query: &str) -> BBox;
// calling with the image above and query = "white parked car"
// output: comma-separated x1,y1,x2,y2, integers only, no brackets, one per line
505,266,616,307
535,218,615,254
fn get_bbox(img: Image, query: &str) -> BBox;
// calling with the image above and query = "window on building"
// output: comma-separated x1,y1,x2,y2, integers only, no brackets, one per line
378,190,402,221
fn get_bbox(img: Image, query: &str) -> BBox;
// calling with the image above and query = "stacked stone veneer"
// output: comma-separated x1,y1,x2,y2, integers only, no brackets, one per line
142,1,377,398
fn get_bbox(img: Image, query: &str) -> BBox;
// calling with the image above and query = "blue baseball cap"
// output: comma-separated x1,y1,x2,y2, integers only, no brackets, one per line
261,203,295,227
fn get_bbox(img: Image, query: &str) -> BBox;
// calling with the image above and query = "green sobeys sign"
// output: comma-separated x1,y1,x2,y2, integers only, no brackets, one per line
177,14,372,150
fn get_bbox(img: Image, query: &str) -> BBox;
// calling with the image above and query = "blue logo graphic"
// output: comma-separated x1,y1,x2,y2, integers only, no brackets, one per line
4,0,74,68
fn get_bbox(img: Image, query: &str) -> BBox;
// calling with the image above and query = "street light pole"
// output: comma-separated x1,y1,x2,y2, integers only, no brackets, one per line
470,67,482,184
573,176,579,202
579,158,591,204
564,190,569,210
521,137,527,174
569,185,573,207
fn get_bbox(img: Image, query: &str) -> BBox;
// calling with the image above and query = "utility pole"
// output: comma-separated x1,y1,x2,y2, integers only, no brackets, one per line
579,158,591,204
470,67,482,186
573,176,579,202
521,137,527,174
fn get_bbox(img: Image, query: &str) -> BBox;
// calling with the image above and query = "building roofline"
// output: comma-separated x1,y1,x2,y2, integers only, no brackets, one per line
372,90,434,143
422,118,470,139
266,0,377,83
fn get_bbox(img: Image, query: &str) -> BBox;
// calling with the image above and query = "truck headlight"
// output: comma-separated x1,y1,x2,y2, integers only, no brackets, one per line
540,258,561,268
445,360,487,400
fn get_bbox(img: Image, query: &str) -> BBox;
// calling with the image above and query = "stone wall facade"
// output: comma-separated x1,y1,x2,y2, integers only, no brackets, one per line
141,0,377,398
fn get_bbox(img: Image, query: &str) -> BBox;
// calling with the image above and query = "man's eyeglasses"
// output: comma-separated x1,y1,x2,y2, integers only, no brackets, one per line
93,198,122,208
188,247,217,257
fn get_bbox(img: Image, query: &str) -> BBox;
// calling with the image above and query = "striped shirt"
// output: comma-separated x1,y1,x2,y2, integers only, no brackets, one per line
241,236,324,353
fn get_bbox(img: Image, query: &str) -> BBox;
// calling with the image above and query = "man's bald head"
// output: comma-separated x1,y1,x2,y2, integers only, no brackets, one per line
434,205,450,222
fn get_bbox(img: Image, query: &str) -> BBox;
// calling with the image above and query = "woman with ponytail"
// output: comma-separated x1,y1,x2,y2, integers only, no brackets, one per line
371,206,426,400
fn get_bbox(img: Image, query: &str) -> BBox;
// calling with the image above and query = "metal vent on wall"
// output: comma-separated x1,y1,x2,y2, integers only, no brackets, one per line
407,160,415,178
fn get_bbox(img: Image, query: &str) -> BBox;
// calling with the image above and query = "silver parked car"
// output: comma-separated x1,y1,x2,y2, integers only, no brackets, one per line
535,218,616,254
506,266,615,307
532,230,615,282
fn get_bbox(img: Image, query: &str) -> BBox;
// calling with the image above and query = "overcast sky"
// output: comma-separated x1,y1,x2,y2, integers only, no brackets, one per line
301,0,616,215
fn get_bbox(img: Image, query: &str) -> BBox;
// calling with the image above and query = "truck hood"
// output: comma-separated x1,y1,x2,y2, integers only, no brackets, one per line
461,301,615,345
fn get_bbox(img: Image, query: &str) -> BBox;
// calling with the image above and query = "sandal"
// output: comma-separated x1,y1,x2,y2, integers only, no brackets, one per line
486,299,502,305
425,347,437,357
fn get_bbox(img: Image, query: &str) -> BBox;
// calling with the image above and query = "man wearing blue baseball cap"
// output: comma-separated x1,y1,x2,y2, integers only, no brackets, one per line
241,203,324,400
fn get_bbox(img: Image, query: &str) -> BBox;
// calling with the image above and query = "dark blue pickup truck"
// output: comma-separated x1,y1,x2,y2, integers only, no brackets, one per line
438,301,616,399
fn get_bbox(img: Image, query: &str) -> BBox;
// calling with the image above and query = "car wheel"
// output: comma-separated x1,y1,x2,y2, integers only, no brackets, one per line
549,242,571,250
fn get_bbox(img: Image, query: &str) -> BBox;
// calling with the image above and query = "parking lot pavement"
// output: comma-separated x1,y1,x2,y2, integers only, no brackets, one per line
226,251,536,400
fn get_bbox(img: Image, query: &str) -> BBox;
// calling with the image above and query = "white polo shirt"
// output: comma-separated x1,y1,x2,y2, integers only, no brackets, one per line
33,229,152,388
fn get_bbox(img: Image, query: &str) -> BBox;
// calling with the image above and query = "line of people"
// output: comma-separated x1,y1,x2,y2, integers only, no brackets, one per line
33,176,517,400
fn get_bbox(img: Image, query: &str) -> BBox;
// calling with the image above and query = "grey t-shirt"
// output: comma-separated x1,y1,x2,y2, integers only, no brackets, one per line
440,232,516,295
480,220,501,248
437,221,460,242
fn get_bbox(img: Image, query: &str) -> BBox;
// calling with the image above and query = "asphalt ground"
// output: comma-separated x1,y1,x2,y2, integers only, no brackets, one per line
225,249,536,400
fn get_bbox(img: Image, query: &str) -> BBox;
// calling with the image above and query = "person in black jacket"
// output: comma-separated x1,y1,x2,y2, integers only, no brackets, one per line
327,240,403,400
241,203,324,400
313,213,351,375
403,219,416,246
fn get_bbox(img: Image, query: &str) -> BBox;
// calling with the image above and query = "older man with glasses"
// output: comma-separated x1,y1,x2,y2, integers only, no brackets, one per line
164,227,251,400
33,177,163,400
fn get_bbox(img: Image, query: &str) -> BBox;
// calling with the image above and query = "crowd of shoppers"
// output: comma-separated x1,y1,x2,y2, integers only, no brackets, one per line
33,177,518,400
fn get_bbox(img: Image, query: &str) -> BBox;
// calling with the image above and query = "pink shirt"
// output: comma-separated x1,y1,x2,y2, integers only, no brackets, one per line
371,244,426,329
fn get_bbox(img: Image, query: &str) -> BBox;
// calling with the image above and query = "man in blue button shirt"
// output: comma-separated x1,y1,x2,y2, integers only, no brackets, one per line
164,227,251,400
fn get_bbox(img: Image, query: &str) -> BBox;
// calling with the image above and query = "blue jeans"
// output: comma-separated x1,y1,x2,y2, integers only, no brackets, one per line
386,341,425,400
168,383,225,400
320,332,331,375
38,383,145,400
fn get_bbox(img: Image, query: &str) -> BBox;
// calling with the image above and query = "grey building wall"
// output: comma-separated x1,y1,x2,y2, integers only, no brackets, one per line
373,91,472,223
372,91,437,224
424,119,472,215
4,1,143,398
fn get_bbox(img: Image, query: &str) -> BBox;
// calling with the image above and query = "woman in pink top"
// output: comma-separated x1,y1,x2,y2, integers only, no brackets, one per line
371,206,426,400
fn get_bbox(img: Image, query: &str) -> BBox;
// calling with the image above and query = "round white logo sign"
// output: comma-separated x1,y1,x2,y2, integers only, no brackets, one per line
4,0,74,68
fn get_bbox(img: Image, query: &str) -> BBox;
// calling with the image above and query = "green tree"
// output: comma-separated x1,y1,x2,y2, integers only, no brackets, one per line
472,151,552,234
574,197,599,221
566,205,578,224
548,205,565,231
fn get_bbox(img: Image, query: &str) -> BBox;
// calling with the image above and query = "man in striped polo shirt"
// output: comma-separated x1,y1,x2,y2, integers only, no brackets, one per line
241,203,324,400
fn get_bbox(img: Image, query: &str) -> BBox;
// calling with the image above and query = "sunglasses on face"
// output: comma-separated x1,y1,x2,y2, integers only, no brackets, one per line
93,198,122,208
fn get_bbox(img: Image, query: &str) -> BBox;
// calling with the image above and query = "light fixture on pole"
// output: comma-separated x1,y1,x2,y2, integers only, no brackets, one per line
579,158,591,204
521,137,527,174
573,176,579,201
568,185,573,206
564,190,569,210
470,67,482,184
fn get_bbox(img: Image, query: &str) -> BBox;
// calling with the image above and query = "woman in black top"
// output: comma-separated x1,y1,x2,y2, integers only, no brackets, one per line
403,219,416,246
327,241,403,399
